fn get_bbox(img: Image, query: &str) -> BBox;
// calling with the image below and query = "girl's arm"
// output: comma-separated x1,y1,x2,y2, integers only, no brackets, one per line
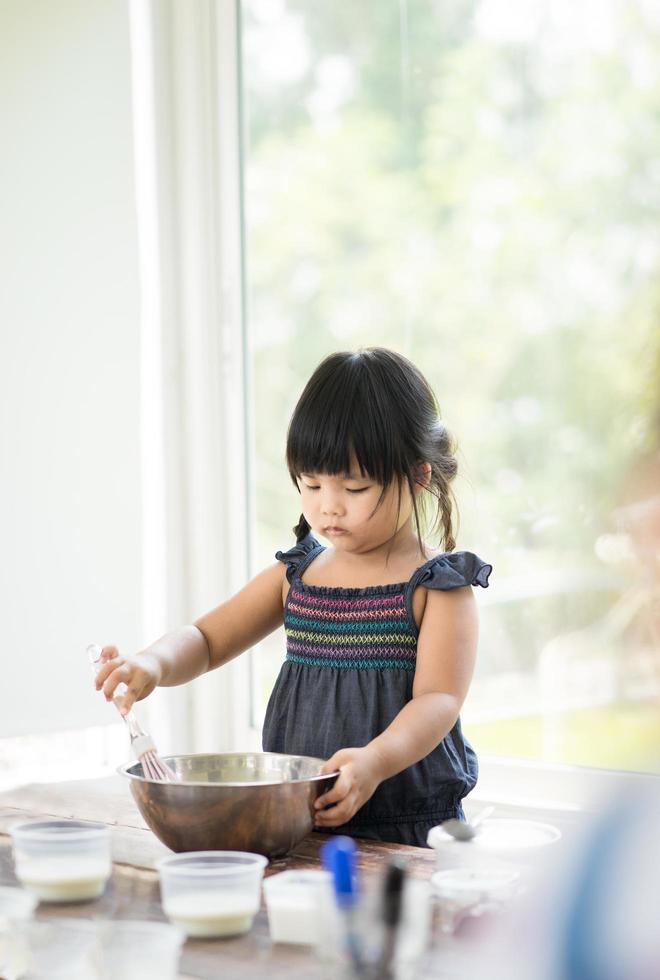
314,585,478,828
369,585,478,775
95,562,287,714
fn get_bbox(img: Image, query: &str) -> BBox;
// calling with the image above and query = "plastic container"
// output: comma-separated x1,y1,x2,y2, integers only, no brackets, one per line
0,886,38,980
22,918,99,980
99,919,184,979
431,867,521,934
263,869,330,944
10,820,111,902
0,885,37,922
157,850,268,938
427,818,561,872
14,917,184,980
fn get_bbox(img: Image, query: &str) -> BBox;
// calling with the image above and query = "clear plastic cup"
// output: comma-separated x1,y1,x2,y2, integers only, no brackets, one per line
0,886,38,980
316,874,432,977
22,918,99,979
431,867,521,934
98,920,184,979
0,885,37,922
157,850,268,938
18,918,184,980
10,820,111,902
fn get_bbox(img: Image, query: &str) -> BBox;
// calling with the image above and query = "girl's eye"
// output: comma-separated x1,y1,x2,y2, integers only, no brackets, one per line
347,487,370,494
303,484,320,491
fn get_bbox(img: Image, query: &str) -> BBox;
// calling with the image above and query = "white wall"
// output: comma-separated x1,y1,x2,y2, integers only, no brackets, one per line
0,0,142,736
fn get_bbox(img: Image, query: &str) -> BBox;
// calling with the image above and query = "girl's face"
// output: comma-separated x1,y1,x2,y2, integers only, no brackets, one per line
297,465,414,554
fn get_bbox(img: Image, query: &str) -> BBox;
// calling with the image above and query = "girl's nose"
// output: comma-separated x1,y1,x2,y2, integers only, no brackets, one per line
320,491,343,516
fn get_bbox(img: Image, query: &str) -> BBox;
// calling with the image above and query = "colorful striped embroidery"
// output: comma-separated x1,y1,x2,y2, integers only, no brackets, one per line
284,587,416,670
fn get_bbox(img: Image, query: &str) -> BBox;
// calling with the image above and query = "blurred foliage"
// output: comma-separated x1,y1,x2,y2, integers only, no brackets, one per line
468,702,660,771
241,0,660,767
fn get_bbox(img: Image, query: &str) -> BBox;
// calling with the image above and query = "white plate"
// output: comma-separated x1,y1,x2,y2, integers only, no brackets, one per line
471,818,561,850
427,817,561,858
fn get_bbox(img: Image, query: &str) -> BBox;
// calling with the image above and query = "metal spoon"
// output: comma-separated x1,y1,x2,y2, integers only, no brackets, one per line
440,805,495,841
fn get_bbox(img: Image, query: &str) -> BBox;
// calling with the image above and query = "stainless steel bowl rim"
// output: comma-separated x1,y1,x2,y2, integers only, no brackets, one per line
117,752,340,787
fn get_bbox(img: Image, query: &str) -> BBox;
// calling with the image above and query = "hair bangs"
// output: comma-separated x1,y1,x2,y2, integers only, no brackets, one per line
287,402,355,481
286,353,404,487
348,384,401,487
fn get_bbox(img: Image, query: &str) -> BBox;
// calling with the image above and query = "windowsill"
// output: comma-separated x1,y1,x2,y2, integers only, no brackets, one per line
244,733,659,828
468,754,660,818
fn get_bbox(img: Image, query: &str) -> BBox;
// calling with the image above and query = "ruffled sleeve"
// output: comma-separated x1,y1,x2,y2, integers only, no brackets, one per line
275,533,323,583
411,551,492,592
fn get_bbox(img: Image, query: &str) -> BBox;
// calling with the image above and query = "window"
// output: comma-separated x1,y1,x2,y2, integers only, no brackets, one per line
241,0,660,773
0,726,127,792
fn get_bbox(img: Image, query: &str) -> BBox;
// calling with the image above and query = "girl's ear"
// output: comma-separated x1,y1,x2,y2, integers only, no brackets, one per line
414,462,432,493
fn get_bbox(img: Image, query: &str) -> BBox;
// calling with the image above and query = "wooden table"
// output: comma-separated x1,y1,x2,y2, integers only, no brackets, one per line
0,776,460,979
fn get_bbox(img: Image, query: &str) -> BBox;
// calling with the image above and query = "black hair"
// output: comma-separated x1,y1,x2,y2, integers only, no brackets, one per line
286,348,458,552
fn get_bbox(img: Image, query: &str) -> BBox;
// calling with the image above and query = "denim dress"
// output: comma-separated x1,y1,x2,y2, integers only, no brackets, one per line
262,533,492,847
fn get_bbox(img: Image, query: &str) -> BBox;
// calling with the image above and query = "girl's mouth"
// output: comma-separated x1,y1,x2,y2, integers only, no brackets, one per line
323,526,348,536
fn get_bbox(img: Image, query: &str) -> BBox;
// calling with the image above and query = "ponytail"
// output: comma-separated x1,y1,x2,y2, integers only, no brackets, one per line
409,420,458,553
293,513,311,542
436,471,457,552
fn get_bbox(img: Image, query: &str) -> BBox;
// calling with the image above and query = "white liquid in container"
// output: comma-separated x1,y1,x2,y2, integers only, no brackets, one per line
163,893,258,938
15,858,110,902
263,870,329,944
267,894,319,944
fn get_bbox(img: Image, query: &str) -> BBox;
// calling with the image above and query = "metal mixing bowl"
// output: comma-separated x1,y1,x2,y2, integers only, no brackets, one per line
119,752,338,859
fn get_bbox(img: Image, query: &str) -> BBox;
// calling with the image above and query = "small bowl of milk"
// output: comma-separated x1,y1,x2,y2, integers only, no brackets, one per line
157,850,268,939
10,820,111,903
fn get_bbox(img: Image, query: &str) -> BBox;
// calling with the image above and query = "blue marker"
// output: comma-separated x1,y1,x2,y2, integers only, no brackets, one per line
321,836,365,976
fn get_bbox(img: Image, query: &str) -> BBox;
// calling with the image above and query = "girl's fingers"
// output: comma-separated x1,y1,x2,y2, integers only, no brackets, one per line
315,799,352,826
94,657,123,689
320,754,342,775
314,783,344,809
118,683,140,715
102,663,132,701
314,769,352,810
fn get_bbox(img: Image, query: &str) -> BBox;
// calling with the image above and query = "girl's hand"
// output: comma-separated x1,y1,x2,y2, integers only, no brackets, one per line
93,645,162,715
314,747,384,828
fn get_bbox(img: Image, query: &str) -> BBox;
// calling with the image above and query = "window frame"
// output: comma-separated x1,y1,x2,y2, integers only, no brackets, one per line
129,0,258,755
132,0,659,798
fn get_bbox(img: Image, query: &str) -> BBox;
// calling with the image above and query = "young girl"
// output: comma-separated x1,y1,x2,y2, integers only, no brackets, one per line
95,348,491,847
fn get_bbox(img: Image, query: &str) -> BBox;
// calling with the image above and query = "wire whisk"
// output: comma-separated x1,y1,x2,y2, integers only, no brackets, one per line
87,643,178,782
